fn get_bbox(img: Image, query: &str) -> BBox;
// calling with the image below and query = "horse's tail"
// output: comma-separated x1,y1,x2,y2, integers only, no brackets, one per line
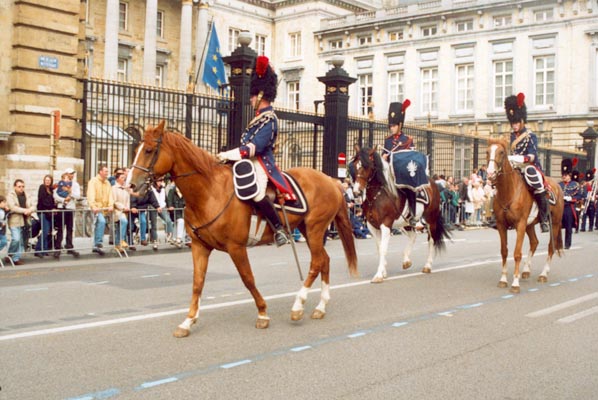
427,182,451,253
554,227,564,256
431,215,450,253
334,186,359,278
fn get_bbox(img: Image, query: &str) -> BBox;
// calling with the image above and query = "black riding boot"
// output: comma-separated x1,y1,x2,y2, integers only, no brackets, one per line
403,190,418,226
255,197,290,247
534,193,550,233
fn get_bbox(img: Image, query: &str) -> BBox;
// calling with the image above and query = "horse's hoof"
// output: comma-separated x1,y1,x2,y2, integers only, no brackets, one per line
173,327,190,338
498,281,508,289
422,267,431,274
290,310,304,321
402,261,412,270
510,286,521,294
255,318,270,329
311,309,325,320
537,275,547,283
522,272,530,279
371,276,384,284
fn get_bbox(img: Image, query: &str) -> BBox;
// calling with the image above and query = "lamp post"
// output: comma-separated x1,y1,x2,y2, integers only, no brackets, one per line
580,121,598,171
222,31,256,148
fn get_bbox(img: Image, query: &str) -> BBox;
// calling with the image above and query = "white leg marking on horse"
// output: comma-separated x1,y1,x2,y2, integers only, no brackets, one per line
522,250,533,274
423,239,435,271
372,225,391,281
178,299,200,330
512,276,520,288
540,257,551,278
315,282,330,313
292,286,309,312
403,229,417,264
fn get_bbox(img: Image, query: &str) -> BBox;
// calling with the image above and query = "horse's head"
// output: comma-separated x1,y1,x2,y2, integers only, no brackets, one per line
486,139,510,183
352,145,384,195
127,120,173,195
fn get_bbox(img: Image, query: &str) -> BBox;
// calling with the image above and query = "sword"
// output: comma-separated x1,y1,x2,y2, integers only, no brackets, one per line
277,192,304,281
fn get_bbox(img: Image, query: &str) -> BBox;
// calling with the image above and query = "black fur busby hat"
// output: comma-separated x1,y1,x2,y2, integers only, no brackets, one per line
561,158,575,177
388,99,411,126
250,56,277,102
504,92,527,124
586,168,596,181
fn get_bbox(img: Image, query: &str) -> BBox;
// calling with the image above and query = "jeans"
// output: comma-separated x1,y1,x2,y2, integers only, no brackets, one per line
35,211,54,254
8,226,24,261
115,214,128,245
0,234,7,253
54,209,74,250
149,209,173,241
139,211,147,242
93,213,106,247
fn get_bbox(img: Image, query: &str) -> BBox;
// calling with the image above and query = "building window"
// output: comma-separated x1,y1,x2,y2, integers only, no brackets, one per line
117,58,128,82
287,81,300,110
155,66,164,87
228,28,240,53
534,8,554,22
119,2,128,31
421,25,437,37
289,32,301,58
254,34,266,55
420,67,438,113
493,60,513,109
388,71,404,104
534,55,555,106
358,35,372,46
456,64,474,112
328,39,343,50
157,11,164,38
388,31,403,41
493,14,512,27
456,20,474,32
358,74,373,117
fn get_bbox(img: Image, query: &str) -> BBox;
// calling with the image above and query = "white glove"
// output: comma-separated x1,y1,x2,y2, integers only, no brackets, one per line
508,155,527,164
217,148,242,162
564,196,572,202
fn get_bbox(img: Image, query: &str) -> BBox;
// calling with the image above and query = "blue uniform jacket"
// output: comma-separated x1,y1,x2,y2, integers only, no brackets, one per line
510,128,542,171
384,132,413,154
239,106,294,199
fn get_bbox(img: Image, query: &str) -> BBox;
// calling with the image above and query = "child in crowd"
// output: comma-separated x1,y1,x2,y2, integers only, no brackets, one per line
0,195,8,255
55,173,72,209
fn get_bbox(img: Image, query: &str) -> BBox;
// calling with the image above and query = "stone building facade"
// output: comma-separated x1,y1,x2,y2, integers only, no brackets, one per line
1,0,597,197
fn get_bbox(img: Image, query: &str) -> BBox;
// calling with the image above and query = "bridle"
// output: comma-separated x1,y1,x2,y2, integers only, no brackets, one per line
130,134,164,189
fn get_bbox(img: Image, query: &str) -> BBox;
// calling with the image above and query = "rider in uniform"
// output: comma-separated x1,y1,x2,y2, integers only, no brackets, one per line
382,100,426,227
217,56,292,246
559,158,582,249
581,169,596,232
505,93,550,233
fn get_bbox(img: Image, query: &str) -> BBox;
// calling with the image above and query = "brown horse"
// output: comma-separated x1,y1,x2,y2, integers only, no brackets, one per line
128,121,358,337
486,139,564,293
351,146,449,282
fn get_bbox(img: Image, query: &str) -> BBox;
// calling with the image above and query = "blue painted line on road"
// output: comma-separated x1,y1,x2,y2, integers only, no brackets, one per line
139,377,178,389
66,388,120,399
528,288,539,292
67,272,596,399
220,359,252,369
549,283,561,287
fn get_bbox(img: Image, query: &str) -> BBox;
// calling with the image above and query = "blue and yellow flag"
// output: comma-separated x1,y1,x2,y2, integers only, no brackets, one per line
202,24,227,91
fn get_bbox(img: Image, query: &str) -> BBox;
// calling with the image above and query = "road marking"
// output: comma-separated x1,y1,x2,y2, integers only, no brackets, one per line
557,305,598,324
66,388,120,400
87,281,109,285
0,253,577,342
220,359,251,369
290,345,312,352
141,274,160,278
525,292,598,318
25,287,48,292
139,377,178,389
392,322,409,327
347,331,367,338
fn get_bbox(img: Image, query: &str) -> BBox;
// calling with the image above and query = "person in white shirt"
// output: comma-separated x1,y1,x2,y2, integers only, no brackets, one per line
149,178,174,250
53,167,80,257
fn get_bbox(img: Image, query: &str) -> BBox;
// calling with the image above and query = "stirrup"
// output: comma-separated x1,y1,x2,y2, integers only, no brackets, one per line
540,221,550,233
274,229,290,247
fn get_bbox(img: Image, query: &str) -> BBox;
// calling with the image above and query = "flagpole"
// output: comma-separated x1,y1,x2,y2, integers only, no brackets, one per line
194,16,215,93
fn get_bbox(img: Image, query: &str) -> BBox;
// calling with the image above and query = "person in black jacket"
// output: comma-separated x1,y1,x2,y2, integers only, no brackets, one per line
167,184,186,248
130,189,161,246
34,175,57,258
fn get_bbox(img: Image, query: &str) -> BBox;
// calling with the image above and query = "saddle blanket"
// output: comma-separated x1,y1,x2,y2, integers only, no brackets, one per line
391,150,430,191
272,172,308,215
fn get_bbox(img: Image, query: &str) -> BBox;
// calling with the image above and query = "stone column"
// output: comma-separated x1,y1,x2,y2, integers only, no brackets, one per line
142,0,158,85
104,0,119,80
178,0,193,90
196,2,209,67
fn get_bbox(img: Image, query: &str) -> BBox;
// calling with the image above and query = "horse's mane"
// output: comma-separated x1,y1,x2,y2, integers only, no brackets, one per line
358,147,395,194
157,129,217,176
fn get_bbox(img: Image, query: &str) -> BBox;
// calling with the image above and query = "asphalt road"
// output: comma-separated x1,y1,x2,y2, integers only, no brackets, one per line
1,227,597,399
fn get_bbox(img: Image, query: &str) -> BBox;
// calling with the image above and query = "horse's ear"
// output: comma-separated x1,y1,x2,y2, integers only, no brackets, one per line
354,144,360,153
156,120,166,134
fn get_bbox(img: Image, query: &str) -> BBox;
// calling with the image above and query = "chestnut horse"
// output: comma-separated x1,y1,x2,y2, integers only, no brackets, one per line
486,139,564,293
128,121,358,337
351,146,449,283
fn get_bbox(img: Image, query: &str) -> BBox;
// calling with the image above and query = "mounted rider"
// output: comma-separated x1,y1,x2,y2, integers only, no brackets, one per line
382,100,429,227
505,92,550,233
216,56,292,246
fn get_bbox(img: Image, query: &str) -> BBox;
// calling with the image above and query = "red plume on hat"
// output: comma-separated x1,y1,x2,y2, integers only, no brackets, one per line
402,99,411,112
573,157,579,167
256,56,269,78
517,92,525,108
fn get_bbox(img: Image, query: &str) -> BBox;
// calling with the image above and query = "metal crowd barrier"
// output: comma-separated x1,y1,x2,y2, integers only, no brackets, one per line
1,203,189,267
